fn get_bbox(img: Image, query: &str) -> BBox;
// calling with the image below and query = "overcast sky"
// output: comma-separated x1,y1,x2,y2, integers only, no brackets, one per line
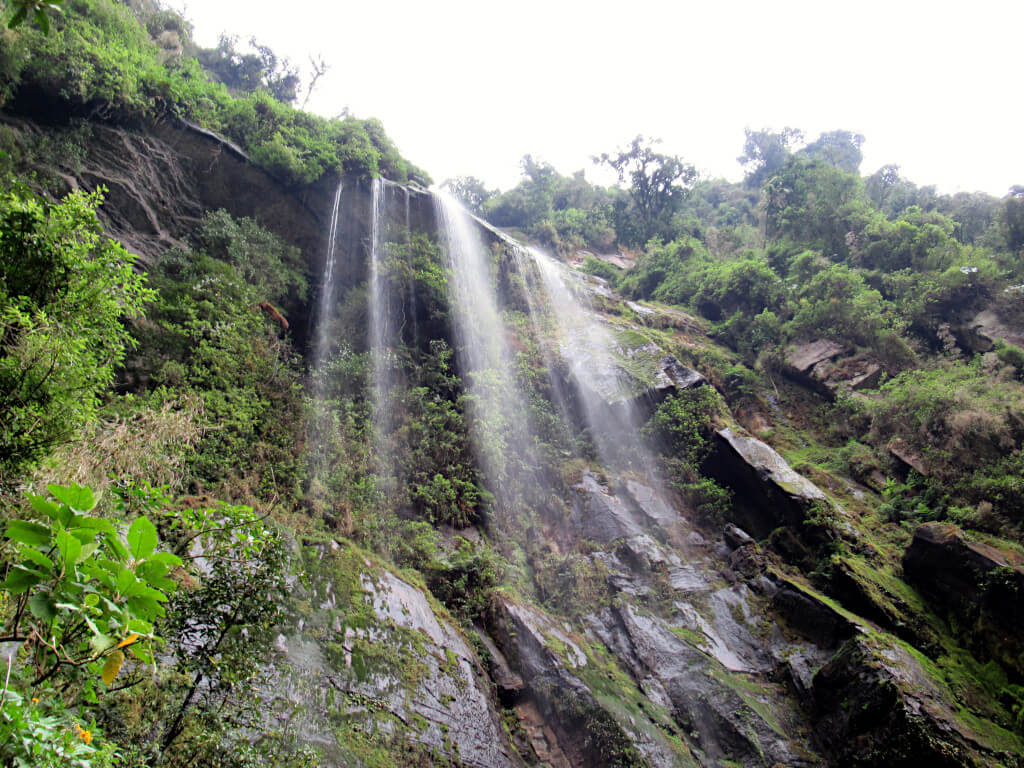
167,0,1023,196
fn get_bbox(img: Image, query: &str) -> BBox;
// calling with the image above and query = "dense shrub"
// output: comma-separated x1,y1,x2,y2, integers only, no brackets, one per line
130,211,307,500
0,183,150,480
0,0,430,186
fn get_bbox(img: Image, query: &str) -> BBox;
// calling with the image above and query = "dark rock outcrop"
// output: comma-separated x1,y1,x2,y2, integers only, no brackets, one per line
813,635,1022,767
903,522,1024,678
783,340,883,398
704,428,835,558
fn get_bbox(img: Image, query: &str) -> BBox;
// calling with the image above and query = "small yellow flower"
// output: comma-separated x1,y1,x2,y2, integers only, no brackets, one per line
74,724,93,745
31,697,38,703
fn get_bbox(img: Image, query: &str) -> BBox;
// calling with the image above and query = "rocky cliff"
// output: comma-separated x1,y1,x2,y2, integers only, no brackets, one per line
8,109,1023,768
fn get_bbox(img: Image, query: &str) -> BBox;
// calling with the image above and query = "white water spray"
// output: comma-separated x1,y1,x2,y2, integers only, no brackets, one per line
433,192,539,506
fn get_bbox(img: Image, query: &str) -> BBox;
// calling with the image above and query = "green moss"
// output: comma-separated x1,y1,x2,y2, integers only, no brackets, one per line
669,625,709,650
861,634,1024,754
538,614,699,767
704,666,786,737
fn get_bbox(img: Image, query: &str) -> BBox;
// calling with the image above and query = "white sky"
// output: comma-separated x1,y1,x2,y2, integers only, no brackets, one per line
168,0,1023,196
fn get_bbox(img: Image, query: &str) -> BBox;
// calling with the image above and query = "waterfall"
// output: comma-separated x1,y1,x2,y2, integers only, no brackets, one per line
368,178,392,438
313,180,344,373
433,192,540,512
402,186,418,346
308,181,345,492
525,248,658,476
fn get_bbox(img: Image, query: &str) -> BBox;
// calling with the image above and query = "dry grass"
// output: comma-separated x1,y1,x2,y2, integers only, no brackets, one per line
32,395,203,497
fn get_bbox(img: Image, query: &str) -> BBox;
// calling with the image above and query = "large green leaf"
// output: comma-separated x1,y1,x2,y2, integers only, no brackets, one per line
138,560,176,592
128,642,154,664
6,519,51,547
0,565,45,594
75,517,117,536
103,533,129,561
127,516,157,560
28,593,57,621
125,618,154,635
116,568,137,596
28,495,62,523
55,529,83,567
48,483,96,513
126,595,166,620
20,547,54,571
148,551,183,568
68,526,100,545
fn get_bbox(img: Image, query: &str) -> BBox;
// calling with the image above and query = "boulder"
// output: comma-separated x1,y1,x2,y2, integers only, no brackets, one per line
813,635,1023,767
650,356,706,400
888,437,930,477
784,341,885,398
970,307,1024,350
704,428,832,548
903,523,1024,677
787,339,847,373
723,523,754,550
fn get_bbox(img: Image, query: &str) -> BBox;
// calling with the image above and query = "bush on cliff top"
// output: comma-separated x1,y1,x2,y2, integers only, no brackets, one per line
0,0,430,186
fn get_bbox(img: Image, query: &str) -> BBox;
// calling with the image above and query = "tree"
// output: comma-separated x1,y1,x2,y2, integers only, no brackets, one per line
441,176,496,215
1003,186,1024,252
800,130,865,174
737,127,804,186
596,135,697,245
197,35,300,103
0,185,151,480
300,54,329,110
865,164,902,210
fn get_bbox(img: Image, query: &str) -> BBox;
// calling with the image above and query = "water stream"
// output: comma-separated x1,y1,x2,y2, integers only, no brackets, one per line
433,192,540,515
524,247,659,477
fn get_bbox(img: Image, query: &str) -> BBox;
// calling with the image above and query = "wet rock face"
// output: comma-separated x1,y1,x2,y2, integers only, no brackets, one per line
587,602,815,767
536,472,829,766
486,597,681,768
903,522,1024,678
275,547,521,768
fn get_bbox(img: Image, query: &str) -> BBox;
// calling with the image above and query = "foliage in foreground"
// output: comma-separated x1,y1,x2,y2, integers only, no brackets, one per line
0,483,291,767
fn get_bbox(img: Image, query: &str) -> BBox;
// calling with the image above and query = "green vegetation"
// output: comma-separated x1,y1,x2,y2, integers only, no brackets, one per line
0,184,150,479
0,0,429,186
2,1,1024,763
0,483,290,766
129,209,308,501
644,386,733,522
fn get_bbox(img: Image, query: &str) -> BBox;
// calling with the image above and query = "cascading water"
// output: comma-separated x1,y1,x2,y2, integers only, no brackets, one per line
402,186,418,346
308,181,345,484
297,180,822,767
525,248,659,476
368,178,393,440
313,181,344,373
433,192,540,511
